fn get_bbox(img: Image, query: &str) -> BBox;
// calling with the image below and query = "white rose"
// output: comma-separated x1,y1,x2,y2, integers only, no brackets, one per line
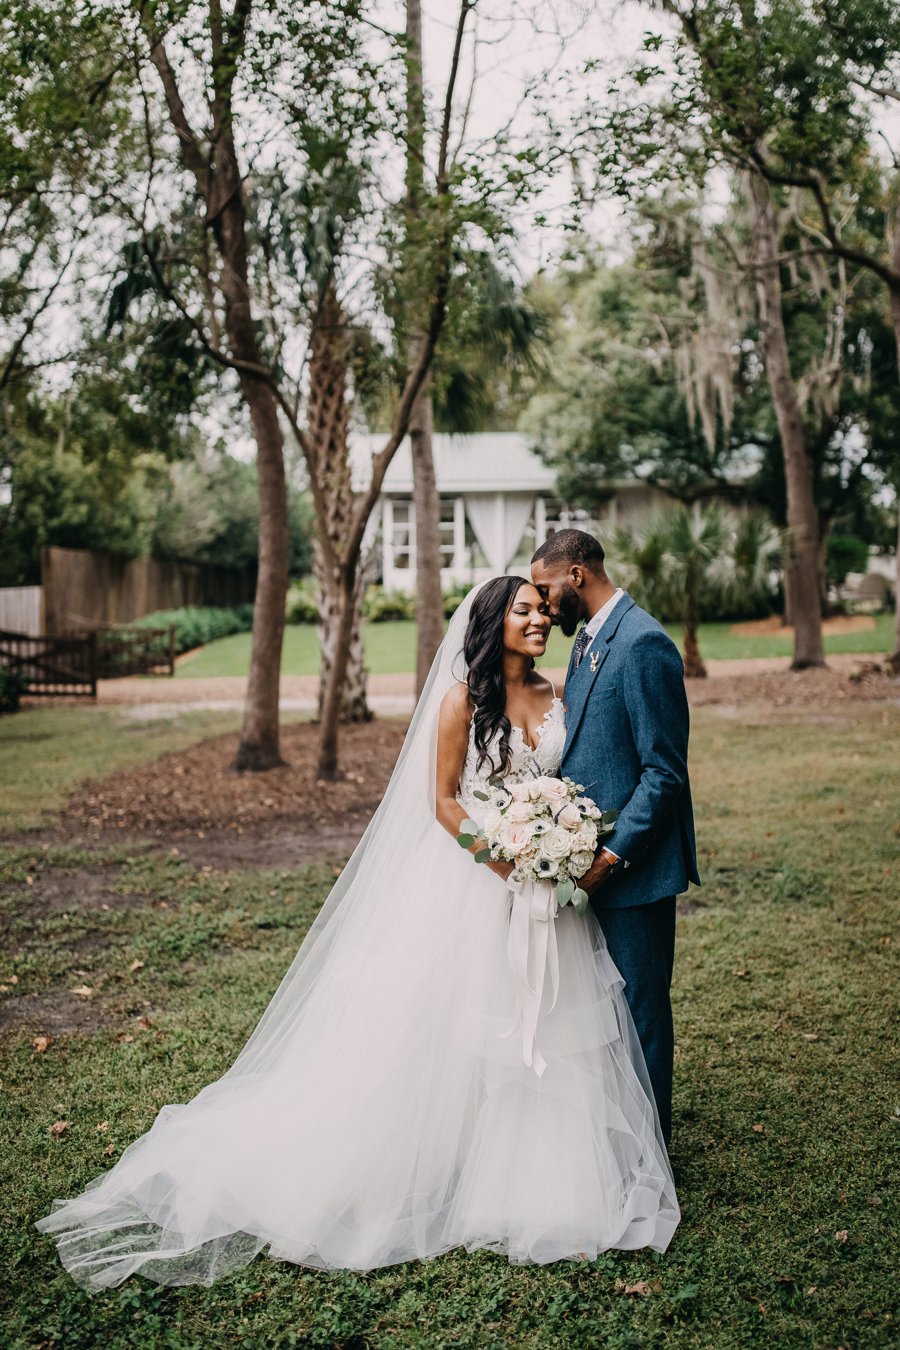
556,802,582,831
506,783,528,802
539,827,572,862
536,776,569,805
499,822,532,855
570,850,595,875
506,799,534,824
572,824,598,853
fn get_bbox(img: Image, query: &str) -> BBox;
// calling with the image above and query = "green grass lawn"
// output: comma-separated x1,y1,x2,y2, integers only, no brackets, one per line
1,700,898,1346
173,612,897,678
0,707,246,833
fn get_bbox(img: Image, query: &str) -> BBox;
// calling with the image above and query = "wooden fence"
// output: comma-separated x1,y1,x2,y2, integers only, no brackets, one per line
0,586,41,635
41,547,254,634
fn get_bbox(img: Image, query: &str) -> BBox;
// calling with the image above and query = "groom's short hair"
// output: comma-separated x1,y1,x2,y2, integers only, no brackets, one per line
532,528,605,573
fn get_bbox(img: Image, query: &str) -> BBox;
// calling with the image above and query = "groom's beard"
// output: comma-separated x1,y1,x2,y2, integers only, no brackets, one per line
554,584,582,637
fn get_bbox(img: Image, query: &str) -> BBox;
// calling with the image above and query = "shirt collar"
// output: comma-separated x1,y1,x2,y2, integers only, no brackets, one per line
583,587,624,642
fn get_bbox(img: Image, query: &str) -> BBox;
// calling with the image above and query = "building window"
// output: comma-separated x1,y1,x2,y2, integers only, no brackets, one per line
439,497,456,562
392,498,413,569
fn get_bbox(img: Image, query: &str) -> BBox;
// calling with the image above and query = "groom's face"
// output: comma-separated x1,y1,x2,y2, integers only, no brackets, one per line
530,560,584,637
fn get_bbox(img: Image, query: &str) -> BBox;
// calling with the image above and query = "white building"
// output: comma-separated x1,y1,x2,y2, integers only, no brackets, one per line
351,431,677,593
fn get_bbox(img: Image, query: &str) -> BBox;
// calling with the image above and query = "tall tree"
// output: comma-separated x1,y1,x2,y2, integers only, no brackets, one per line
405,0,444,698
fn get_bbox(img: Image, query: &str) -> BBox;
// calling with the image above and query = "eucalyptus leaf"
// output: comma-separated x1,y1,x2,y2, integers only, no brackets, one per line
572,887,589,914
460,818,480,834
457,833,475,849
473,790,490,801
473,848,492,864
601,809,619,827
555,877,575,904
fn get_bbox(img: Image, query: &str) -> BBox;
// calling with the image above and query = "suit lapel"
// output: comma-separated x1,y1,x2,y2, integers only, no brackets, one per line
562,593,635,760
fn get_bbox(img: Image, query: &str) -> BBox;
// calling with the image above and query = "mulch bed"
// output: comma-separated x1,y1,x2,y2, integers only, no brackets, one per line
61,720,409,863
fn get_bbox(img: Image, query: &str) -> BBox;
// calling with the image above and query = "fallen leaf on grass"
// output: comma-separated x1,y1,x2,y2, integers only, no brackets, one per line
803,1033,819,1041
615,1279,658,1296
129,960,145,973
70,985,93,998
835,1229,849,1243
752,1123,765,1133
49,1120,69,1137
95,1121,109,1132
136,1015,153,1031
104,1143,116,1156
116,1033,135,1043
32,1035,52,1053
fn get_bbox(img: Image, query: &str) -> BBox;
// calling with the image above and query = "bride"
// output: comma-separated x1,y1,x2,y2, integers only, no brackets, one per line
36,576,679,1290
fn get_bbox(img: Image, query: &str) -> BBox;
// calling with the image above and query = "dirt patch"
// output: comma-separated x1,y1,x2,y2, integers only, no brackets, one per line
60,719,408,869
731,614,876,638
0,863,152,920
684,662,898,708
0,989,109,1035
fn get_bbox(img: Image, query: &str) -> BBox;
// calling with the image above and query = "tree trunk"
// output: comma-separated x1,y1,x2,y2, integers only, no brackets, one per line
314,539,372,723
232,376,290,770
410,381,444,694
307,275,372,734
750,174,825,669
211,124,290,770
682,622,707,678
404,0,445,695
888,210,900,672
316,561,359,779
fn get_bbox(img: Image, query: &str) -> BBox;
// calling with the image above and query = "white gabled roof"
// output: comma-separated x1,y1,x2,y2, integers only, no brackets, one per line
349,431,557,494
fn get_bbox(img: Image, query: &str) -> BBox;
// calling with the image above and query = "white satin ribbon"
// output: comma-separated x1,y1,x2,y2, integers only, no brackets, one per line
505,878,560,1077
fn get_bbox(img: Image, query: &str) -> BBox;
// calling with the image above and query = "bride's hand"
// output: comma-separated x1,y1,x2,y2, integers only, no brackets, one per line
488,859,514,883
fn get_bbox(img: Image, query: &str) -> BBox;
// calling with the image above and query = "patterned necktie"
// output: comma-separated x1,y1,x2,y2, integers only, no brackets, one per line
571,625,591,669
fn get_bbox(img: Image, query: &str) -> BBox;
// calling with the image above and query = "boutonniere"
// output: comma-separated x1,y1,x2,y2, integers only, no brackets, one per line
590,651,600,672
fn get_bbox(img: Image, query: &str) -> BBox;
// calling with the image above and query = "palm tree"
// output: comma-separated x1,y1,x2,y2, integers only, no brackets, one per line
612,505,780,677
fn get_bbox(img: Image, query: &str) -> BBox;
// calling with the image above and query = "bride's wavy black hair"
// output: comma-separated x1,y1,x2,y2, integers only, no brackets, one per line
464,575,535,776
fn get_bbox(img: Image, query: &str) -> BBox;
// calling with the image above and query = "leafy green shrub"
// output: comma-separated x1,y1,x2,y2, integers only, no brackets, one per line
363,586,417,622
129,604,254,655
285,578,319,624
442,583,474,617
827,533,871,586
0,665,25,714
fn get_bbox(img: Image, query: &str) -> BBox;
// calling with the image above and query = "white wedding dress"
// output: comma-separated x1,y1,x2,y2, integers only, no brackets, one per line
36,590,679,1290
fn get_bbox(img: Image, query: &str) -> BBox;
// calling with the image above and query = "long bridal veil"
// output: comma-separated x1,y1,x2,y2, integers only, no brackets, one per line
35,585,489,1287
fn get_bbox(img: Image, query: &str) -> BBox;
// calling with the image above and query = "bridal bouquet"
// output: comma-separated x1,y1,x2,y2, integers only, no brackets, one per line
457,776,617,914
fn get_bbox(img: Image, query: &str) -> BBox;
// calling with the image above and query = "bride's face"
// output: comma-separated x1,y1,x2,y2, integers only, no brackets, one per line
504,583,551,658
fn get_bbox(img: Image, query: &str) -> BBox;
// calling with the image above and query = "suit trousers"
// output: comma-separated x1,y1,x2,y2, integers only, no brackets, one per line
592,896,676,1146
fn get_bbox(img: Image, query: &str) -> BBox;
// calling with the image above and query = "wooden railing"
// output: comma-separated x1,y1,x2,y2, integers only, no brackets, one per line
0,624,175,698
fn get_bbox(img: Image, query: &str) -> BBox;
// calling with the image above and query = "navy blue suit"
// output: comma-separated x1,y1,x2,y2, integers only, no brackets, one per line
561,593,700,1142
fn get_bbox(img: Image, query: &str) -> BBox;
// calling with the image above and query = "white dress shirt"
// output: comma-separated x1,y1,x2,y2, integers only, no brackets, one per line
581,588,624,654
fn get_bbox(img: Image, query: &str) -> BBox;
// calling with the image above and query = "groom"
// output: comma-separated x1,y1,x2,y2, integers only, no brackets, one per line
531,529,700,1145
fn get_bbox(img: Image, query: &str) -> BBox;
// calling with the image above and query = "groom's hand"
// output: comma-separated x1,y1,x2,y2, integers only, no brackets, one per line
580,850,615,896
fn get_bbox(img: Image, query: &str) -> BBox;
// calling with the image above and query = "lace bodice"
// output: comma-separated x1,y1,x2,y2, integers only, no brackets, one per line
457,695,567,819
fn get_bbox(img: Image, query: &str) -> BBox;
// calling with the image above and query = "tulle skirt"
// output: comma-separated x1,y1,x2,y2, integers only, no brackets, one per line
35,824,679,1289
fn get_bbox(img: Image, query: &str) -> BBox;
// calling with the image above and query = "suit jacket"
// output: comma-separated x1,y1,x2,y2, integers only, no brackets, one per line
560,592,700,910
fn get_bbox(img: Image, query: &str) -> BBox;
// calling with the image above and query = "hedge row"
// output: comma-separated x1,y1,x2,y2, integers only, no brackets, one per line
129,604,254,655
